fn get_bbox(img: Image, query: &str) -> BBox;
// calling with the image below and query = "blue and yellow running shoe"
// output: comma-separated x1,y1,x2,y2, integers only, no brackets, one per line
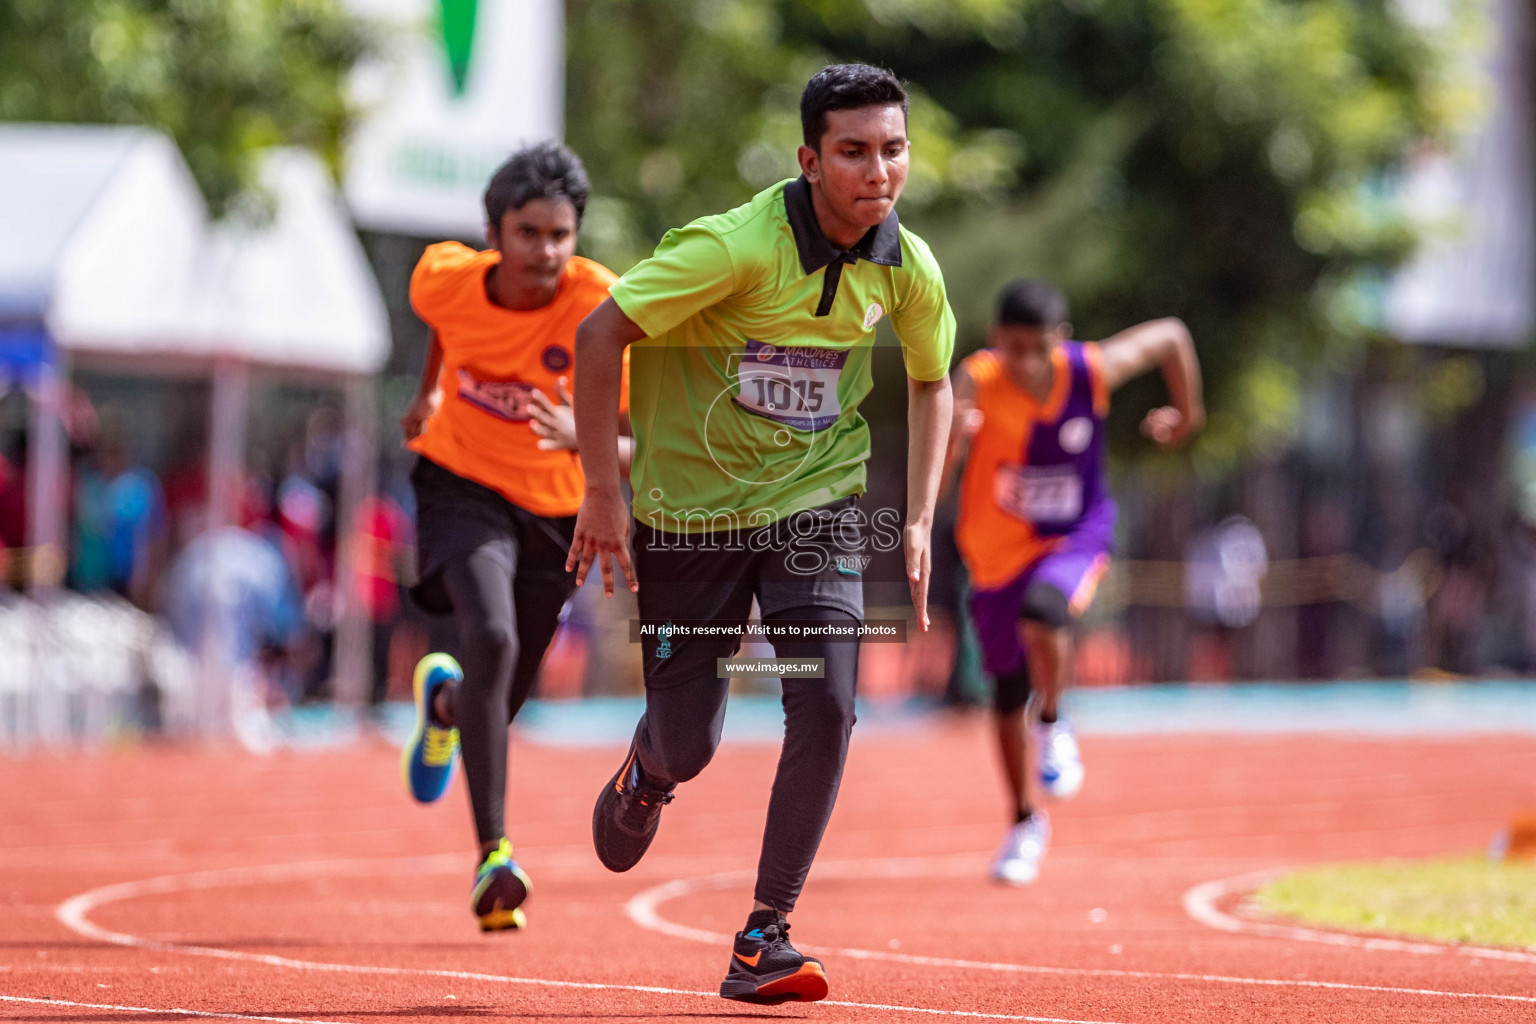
472,838,531,931
400,653,461,803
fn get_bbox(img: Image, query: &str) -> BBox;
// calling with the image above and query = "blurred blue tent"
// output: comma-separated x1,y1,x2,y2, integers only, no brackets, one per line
0,123,391,716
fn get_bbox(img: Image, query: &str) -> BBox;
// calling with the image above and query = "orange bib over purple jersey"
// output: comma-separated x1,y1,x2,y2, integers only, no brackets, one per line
955,342,1113,590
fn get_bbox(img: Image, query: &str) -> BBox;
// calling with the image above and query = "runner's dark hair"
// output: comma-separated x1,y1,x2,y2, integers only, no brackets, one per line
484,141,589,226
997,279,1069,328
800,64,909,150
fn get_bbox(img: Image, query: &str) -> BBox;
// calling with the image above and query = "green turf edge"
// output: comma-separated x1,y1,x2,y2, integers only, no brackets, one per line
1255,856,1536,949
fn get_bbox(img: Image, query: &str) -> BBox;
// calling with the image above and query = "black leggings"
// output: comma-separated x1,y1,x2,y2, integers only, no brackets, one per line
437,547,568,847
634,605,859,913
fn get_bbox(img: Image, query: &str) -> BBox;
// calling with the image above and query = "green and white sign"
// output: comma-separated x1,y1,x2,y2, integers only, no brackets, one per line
344,0,563,237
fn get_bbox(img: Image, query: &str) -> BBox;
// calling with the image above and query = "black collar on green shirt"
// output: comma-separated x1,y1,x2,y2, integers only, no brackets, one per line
783,176,902,317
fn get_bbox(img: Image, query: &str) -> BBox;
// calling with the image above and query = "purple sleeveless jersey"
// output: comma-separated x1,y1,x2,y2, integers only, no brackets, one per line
966,342,1117,674
1015,341,1115,546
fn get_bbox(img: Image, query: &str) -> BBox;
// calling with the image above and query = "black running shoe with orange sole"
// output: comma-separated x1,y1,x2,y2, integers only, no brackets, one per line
591,737,674,873
719,913,828,1005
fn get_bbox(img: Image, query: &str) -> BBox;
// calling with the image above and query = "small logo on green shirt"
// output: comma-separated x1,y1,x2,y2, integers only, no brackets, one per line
863,302,884,329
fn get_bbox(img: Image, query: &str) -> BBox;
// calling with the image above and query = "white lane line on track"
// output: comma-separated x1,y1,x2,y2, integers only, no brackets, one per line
627,856,1536,1005
1183,868,1536,965
0,993,357,1023
51,855,1134,1024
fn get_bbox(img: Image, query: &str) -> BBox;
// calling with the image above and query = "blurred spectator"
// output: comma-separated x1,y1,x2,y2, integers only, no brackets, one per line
69,430,168,607
276,448,336,701
162,524,305,747
349,490,413,707
163,525,303,669
303,404,345,493
0,434,27,586
1424,499,1487,675
162,439,271,545
161,437,209,548
1182,516,1266,681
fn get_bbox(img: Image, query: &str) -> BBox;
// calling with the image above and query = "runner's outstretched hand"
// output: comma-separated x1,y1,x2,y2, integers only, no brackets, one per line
905,522,932,633
1140,405,1197,447
566,487,637,597
530,377,577,452
400,390,441,444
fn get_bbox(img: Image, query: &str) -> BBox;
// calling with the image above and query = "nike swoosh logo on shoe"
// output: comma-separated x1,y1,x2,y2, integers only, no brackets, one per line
735,951,762,967
615,750,636,793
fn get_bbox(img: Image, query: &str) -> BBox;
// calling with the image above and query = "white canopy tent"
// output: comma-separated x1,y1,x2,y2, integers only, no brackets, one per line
0,126,206,347
0,123,390,719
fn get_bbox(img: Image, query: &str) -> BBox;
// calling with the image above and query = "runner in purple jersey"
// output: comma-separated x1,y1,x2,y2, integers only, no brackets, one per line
998,339,1117,541
944,279,1204,885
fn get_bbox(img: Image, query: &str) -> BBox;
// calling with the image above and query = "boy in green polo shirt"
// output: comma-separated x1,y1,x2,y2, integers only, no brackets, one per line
568,64,954,1005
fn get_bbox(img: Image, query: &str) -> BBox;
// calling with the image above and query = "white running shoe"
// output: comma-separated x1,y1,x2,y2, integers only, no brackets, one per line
990,811,1051,886
1033,719,1084,800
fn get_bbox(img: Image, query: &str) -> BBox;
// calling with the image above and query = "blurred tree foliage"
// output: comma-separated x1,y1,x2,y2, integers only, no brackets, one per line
3,0,1478,467
568,0,1483,467
0,0,377,216
566,0,1023,269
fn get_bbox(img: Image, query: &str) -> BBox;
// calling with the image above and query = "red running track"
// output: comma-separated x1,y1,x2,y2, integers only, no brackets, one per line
2,717,1534,1023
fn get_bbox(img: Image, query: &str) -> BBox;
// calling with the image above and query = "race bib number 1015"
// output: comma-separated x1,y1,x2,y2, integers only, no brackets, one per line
733,339,846,431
